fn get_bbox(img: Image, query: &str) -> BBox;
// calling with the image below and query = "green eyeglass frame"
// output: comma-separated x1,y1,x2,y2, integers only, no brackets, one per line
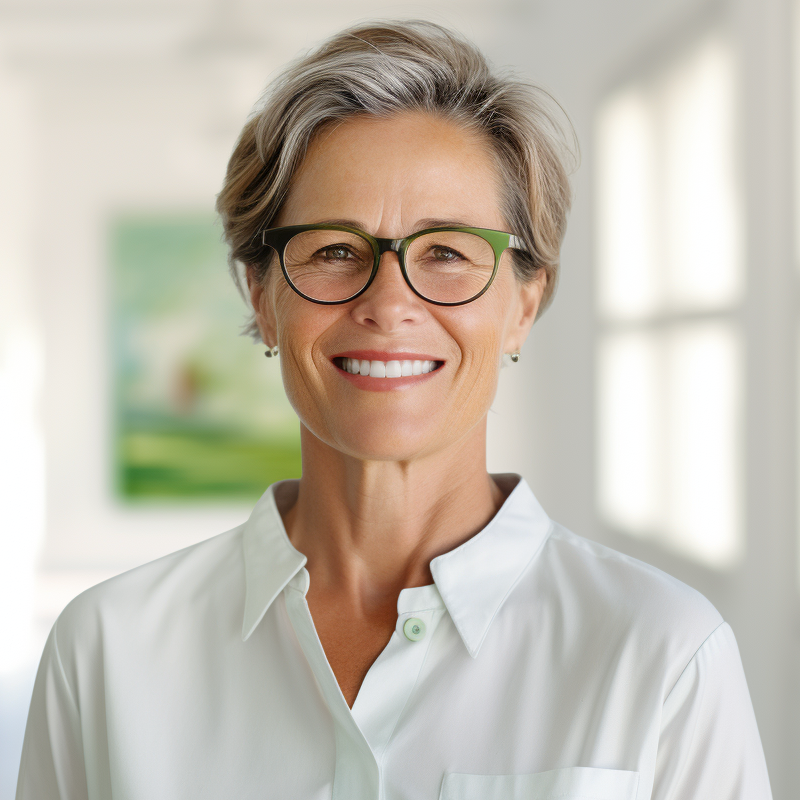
259,223,528,306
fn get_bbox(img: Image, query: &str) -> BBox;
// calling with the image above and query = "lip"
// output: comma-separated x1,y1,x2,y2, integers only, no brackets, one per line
330,351,445,391
330,350,445,362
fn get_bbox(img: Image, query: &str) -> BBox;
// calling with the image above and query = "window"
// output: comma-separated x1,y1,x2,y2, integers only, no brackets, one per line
595,30,744,569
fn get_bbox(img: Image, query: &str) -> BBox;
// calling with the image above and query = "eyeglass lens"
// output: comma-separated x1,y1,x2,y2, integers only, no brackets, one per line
282,229,495,303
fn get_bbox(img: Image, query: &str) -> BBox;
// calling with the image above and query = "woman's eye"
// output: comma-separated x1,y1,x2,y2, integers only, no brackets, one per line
321,245,352,260
431,247,462,262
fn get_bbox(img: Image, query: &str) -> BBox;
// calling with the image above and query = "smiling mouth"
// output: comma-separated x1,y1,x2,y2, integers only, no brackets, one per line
333,357,444,378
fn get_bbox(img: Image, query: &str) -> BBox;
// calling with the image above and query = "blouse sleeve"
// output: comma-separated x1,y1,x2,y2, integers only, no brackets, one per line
15,619,89,800
652,621,772,800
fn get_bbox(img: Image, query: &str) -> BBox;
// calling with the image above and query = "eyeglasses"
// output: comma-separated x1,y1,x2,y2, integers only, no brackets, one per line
259,224,527,306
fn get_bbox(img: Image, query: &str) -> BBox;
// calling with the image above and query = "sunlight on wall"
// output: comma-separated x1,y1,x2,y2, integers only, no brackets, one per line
665,323,741,566
596,89,660,320
597,331,662,530
595,30,743,569
597,35,742,318
597,325,741,568
662,38,742,310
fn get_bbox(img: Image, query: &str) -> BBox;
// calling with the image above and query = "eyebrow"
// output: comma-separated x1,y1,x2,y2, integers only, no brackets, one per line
307,218,474,235
416,218,473,230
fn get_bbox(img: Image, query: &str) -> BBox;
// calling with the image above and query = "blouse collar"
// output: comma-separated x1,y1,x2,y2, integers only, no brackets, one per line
241,473,553,657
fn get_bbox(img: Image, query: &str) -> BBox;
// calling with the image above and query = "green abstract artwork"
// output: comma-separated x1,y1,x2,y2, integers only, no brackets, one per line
110,214,301,501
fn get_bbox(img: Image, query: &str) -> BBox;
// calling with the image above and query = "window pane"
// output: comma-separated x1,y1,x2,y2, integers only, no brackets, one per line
596,90,660,320
597,323,742,569
662,37,743,311
597,331,663,532
665,323,742,567
596,27,743,571
596,32,742,320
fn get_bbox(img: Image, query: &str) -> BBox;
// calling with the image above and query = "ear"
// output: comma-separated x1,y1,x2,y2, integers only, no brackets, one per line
246,264,278,347
503,268,547,355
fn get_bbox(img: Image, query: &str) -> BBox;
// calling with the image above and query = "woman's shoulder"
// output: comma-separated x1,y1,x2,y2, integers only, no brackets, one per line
53,524,248,658
519,520,725,677
541,521,722,625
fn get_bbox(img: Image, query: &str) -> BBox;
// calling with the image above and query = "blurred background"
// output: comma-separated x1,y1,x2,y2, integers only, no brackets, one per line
0,0,797,796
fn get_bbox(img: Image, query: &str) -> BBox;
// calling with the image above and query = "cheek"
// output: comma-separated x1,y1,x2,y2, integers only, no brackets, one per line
270,289,343,425
270,275,319,344
443,311,506,419
271,279,295,324
444,281,518,414
454,292,514,366
268,286,312,392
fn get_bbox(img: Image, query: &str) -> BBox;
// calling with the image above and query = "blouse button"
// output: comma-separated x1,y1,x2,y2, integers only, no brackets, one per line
403,617,426,642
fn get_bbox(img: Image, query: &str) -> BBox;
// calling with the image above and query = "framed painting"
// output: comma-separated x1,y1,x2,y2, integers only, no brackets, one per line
110,213,301,501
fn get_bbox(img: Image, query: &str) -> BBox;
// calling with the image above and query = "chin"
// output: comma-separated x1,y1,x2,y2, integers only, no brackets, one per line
313,415,439,462
339,430,435,462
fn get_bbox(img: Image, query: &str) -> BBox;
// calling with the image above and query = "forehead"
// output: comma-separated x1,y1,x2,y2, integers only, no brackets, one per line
278,111,506,232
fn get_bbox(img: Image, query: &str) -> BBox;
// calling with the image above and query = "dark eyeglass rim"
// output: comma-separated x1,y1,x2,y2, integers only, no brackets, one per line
258,223,529,306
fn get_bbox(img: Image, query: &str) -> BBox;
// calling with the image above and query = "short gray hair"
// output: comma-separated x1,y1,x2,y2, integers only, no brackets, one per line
216,20,576,337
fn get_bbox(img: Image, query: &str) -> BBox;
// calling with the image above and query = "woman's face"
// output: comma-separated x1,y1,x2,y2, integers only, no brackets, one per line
249,111,546,462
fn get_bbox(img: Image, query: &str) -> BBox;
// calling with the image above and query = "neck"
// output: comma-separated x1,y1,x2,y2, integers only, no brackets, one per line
278,421,506,612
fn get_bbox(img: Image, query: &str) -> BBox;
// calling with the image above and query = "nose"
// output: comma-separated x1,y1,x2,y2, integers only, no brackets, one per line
349,250,426,332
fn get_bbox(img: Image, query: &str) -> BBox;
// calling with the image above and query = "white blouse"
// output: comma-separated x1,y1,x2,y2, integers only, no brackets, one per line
16,474,772,800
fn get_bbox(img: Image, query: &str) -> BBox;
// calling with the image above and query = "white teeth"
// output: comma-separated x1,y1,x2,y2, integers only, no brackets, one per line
340,357,440,378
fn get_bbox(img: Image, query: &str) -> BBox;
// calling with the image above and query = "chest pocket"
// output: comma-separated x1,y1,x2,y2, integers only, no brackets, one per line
439,766,639,800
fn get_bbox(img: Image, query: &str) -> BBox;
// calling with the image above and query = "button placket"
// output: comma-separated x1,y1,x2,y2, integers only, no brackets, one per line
283,575,380,800
350,598,443,767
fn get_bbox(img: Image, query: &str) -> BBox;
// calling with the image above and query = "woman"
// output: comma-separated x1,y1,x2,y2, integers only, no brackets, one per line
17,20,770,800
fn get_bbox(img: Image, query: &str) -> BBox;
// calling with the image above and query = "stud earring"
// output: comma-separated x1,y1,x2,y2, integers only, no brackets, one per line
264,345,279,358
510,351,520,363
